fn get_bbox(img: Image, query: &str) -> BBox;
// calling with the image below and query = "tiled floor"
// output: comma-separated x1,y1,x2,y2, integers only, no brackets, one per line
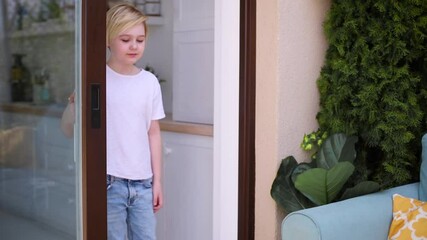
0,210,74,240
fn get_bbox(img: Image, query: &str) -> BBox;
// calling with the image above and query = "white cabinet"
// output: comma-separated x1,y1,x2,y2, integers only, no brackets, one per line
173,0,214,32
157,131,213,240
172,0,214,124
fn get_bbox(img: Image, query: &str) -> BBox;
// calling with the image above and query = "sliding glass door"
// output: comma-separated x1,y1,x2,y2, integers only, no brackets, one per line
0,0,106,239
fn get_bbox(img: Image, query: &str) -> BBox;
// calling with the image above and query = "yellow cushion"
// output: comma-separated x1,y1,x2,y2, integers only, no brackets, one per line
388,194,427,240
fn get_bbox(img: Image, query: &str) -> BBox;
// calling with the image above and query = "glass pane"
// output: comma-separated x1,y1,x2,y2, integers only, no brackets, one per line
0,1,81,239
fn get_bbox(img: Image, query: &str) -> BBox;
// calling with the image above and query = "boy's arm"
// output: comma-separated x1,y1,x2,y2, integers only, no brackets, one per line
61,92,75,138
148,120,163,212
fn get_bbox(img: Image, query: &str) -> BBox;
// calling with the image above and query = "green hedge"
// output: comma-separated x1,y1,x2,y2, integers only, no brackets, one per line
316,0,427,188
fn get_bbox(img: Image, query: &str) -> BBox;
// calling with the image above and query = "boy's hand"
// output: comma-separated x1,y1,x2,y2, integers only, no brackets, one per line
153,181,163,213
68,92,75,104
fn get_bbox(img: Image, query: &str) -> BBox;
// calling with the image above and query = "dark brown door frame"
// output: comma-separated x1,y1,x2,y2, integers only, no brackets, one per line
239,0,256,239
82,0,107,239
81,0,255,238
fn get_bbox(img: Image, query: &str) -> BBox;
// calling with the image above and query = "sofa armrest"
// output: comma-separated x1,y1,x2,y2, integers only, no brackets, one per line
281,183,419,240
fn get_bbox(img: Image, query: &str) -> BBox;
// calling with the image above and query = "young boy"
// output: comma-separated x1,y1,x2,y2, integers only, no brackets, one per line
106,3,165,240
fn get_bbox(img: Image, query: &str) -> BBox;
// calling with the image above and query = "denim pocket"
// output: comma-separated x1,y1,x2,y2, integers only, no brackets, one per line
142,178,153,189
107,175,113,190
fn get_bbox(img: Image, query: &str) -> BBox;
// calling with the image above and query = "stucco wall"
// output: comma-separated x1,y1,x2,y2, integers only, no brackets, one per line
256,0,331,239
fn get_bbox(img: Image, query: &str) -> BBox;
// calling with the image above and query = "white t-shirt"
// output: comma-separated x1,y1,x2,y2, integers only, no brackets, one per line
106,65,165,180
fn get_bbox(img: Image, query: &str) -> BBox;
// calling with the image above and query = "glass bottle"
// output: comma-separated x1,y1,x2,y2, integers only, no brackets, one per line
10,54,32,102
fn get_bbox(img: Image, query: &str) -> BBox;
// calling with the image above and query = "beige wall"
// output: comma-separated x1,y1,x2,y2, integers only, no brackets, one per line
255,0,331,239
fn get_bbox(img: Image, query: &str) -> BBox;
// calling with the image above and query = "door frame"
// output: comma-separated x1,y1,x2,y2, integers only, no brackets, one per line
81,0,256,238
213,1,239,239
81,0,107,239
213,0,256,239
238,0,256,239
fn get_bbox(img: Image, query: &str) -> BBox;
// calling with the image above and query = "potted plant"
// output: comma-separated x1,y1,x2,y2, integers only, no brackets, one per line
271,132,380,213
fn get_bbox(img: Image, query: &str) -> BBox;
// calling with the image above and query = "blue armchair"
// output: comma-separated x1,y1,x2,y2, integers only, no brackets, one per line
282,134,427,240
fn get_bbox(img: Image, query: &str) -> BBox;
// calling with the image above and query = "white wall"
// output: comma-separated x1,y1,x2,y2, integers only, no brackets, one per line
137,0,174,114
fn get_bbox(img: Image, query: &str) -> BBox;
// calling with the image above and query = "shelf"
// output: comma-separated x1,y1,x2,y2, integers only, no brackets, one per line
9,22,74,38
147,16,164,26
9,16,164,38
160,114,213,136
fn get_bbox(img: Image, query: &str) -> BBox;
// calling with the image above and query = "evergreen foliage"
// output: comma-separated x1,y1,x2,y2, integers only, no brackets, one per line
316,0,427,187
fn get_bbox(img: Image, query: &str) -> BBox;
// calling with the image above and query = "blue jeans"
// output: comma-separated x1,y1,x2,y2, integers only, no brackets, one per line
107,175,156,240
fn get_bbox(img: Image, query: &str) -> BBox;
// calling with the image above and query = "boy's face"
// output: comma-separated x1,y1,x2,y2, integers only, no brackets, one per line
108,23,146,66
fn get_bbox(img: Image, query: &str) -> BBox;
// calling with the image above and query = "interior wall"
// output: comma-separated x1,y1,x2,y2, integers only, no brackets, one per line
255,0,330,239
137,0,173,114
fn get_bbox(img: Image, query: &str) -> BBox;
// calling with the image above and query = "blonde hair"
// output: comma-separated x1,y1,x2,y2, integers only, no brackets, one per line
106,3,148,45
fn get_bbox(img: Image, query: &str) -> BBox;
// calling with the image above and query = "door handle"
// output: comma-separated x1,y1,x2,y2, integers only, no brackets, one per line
91,84,101,129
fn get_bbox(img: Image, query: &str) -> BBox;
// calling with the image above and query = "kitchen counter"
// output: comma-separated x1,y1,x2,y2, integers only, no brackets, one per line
0,103,213,136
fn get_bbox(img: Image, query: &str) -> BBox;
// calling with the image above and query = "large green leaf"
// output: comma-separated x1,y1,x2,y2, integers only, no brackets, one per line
294,162,355,205
340,181,380,200
291,162,313,184
271,156,315,213
316,133,358,169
